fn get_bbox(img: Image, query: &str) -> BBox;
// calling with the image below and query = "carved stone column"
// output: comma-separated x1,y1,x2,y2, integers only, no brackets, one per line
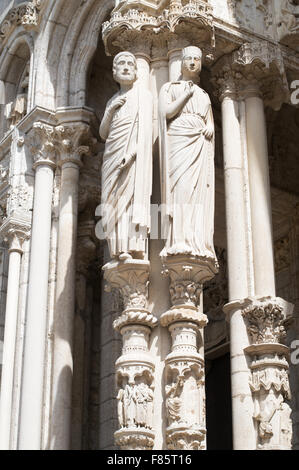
103,259,157,450
18,122,57,450
213,42,293,450
242,297,293,450
160,256,217,450
50,110,96,450
212,59,256,449
0,218,30,449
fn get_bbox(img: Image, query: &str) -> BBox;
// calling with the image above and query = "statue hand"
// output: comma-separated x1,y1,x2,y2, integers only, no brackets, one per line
184,82,194,100
109,96,126,114
203,124,213,140
118,151,136,171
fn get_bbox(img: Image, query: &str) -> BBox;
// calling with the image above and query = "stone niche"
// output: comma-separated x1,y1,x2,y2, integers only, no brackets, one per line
0,42,30,138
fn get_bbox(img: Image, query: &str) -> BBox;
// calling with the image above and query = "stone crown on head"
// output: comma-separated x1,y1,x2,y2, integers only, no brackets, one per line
181,46,203,60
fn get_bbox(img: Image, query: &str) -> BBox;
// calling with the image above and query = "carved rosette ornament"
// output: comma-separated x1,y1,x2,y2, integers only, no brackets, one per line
160,255,217,450
242,296,293,450
103,259,157,450
102,0,215,59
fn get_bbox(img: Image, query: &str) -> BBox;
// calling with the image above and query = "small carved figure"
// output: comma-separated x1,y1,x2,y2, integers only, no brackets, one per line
165,376,184,425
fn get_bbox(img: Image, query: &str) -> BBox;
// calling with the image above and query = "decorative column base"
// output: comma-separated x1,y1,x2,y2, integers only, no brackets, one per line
103,259,157,450
241,296,294,450
160,254,218,450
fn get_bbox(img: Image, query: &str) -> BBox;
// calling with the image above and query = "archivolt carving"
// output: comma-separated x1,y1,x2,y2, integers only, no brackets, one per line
0,0,44,47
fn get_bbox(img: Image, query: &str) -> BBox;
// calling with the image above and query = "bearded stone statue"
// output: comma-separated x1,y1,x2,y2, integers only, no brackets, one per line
99,51,152,260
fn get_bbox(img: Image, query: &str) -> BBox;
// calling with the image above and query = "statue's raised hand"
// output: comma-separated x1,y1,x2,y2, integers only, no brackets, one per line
184,82,194,100
109,96,126,114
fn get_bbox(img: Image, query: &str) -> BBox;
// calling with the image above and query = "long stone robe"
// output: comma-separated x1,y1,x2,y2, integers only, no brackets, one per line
101,85,152,258
159,81,216,260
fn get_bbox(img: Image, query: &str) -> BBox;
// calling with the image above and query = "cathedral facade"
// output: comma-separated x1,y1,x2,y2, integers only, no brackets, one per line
0,0,298,450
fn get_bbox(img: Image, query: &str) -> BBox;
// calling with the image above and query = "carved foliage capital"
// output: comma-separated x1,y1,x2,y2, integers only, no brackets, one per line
28,122,57,169
0,215,31,251
212,42,289,108
242,301,287,345
162,255,218,309
55,123,97,167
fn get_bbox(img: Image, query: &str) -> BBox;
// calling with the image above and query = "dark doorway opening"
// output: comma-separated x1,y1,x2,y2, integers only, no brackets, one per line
206,352,233,450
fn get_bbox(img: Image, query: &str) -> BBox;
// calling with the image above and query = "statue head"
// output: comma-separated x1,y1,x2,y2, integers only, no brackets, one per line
113,51,137,86
181,46,202,77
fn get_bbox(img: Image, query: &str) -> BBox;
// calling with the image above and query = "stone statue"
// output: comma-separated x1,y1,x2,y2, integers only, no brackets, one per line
158,46,216,260
99,51,152,261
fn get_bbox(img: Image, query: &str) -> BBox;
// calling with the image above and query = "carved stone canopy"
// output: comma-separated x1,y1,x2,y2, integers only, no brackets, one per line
102,0,215,58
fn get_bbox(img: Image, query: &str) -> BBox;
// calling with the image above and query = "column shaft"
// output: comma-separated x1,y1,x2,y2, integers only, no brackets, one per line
50,162,80,450
0,245,22,449
245,95,275,297
221,94,256,449
136,55,150,90
168,50,182,82
149,58,171,449
18,163,54,449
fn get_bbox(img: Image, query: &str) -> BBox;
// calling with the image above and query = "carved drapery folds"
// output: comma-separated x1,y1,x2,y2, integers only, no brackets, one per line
161,256,217,450
102,0,215,59
242,297,293,450
103,260,157,450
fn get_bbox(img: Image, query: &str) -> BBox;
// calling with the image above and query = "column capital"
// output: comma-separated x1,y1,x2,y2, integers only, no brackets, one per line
0,213,31,252
28,122,57,170
224,296,294,322
212,41,289,109
54,123,96,169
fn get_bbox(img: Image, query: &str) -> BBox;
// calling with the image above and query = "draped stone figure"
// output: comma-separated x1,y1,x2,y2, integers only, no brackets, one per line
99,52,152,260
159,46,216,260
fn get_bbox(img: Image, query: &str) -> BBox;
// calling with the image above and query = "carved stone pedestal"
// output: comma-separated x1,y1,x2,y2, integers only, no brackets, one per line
103,259,157,450
242,296,293,450
160,255,217,450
